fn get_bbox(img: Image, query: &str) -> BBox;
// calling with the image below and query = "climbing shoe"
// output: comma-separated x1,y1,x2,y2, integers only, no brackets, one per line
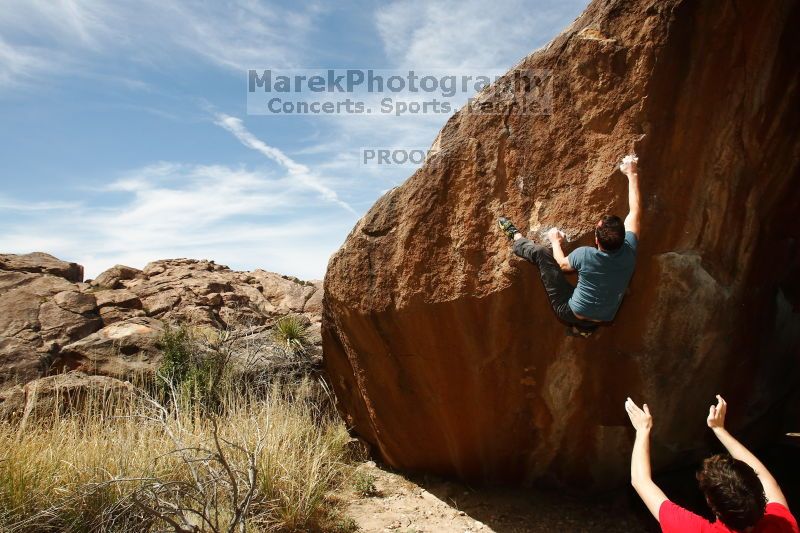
566,324,597,338
498,217,520,240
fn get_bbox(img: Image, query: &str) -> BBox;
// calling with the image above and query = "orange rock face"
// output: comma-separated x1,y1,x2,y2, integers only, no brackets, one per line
322,0,800,486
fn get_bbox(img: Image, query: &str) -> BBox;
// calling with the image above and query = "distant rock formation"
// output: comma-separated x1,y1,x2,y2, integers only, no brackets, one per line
0,253,322,390
322,0,800,487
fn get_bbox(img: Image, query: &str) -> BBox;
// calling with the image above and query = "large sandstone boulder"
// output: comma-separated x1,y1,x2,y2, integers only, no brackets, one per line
251,270,323,316
0,270,102,388
323,0,800,487
90,264,142,289
39,291,102,346
54,317,165,378
0,372,136,423
94,288,145,324
302,280,324,315
0,252,84,282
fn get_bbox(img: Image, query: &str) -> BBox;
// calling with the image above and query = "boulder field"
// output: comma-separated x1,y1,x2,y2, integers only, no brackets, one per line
322,0,800,486
0,253,322,391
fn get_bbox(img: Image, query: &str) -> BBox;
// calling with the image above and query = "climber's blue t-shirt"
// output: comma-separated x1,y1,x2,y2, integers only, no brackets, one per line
567,231,637,322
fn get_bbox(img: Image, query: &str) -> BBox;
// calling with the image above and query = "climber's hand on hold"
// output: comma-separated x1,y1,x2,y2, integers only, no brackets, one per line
620,154,639,178
548,228,572,271
706,394,727,429
547,227,564,244
625,397,653,434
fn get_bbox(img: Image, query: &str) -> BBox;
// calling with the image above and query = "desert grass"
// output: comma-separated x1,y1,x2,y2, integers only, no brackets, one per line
0,327,356,532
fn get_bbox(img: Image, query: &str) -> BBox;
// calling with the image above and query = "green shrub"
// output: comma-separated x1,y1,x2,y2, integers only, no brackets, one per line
333,516,360,532
158,326,193,386
157,326,229,412
352,470,378,498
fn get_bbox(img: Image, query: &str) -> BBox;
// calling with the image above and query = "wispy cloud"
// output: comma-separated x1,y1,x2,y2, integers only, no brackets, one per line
0,0,325,90
0,195,80,211
161,2,325,71
0,35,54,88
376,0,587,69
0,162,350,279
214,113,357,214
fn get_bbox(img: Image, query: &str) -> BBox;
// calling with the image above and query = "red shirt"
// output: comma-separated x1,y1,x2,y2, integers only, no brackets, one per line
660,500,799,533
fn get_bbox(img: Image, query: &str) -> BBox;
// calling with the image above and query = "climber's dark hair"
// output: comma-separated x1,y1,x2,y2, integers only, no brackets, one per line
595,215,625,251
697,454,767,531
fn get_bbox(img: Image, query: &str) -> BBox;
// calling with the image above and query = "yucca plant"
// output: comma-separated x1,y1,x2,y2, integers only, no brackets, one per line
271,314,310,356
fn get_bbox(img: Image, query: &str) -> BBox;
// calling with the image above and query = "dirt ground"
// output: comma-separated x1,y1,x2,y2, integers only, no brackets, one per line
342,439,800,533
344,461,655,533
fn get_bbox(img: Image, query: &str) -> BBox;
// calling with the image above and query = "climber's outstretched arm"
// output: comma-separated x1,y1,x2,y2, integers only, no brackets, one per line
625,397,668,521
706,395,788,507
621,156,641,238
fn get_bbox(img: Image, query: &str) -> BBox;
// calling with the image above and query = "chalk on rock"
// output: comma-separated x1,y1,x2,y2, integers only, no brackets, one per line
536,227,568,243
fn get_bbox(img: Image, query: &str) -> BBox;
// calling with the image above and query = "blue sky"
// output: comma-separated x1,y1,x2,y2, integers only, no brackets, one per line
0,0,588,280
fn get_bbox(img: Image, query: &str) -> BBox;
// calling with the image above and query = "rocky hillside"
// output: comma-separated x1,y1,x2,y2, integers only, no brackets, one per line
0,252,322,390
323,0,800,487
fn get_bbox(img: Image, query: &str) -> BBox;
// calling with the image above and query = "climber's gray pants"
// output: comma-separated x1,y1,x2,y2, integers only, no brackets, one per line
513,238,598,330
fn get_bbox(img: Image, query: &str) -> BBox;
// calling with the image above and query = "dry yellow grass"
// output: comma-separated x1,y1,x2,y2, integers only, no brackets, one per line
0,379,354,532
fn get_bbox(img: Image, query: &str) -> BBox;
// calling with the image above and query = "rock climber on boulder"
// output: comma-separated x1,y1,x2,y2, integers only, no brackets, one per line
498,155,641,337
